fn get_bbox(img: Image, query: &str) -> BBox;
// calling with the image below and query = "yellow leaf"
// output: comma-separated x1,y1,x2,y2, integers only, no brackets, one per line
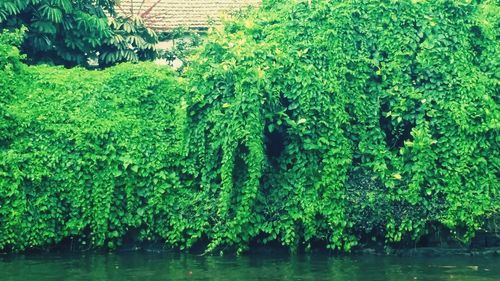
257,68,265,79
244,19,255,29
392,173,402,180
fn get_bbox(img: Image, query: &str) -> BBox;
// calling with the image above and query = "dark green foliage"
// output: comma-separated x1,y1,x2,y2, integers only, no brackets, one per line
0,0,158,67
98,15,159,67
0,32,187,251
185,0,499,252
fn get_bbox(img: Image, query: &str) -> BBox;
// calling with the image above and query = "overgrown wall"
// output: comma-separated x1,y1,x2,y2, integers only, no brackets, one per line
0,32,189,251
0,0,499,253
185,0,499,252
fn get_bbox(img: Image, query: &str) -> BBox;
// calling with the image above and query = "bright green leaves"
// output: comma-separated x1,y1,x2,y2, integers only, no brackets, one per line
185,0,499,253
0,54,186,251
1,0,498,254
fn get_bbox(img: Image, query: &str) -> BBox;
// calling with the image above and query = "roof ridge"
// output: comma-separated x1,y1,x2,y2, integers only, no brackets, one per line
117,0,262,31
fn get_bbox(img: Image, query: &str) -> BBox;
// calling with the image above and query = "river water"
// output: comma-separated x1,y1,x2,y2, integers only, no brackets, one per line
1,251,498,280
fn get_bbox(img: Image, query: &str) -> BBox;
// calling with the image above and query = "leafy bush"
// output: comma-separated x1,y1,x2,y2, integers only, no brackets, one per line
184,0,499,252
1,0,499,254
0,28,25,151
0,32,188,250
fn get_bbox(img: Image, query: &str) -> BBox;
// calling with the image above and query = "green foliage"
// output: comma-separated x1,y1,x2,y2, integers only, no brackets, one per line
0,27,25,69
0,33,187,250
1,0,499,254
158,27,205,70
185,0,499,252
0,28,25,153
0,0,158,67
99,15,159,67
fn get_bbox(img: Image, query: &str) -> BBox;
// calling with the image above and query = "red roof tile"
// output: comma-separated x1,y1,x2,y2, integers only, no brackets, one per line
117,0,261,31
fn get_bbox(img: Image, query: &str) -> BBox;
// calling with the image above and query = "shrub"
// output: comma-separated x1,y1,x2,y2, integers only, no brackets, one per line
0,28,25,151
184,0,499,252
0,33,187,250
1,0,498,254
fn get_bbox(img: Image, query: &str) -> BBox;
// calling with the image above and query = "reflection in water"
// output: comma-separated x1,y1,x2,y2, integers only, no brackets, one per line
1,252,499,281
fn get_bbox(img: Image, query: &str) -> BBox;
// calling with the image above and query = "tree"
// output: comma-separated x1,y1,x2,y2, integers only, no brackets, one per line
0,0,158,67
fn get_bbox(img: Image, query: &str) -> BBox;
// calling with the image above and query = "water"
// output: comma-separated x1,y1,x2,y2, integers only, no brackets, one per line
0,251,498,281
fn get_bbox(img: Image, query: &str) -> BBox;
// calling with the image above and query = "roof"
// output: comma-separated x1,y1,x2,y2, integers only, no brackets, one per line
117,0,262,31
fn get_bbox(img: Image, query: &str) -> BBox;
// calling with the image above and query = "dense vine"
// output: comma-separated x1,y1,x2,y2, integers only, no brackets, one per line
0,33,188,251
0,0,498,253
185,0,499,252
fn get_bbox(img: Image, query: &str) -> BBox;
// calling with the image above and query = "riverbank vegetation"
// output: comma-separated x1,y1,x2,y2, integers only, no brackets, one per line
1,0,498,254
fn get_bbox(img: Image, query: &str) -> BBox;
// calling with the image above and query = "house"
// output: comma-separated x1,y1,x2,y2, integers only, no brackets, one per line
117,0,262,31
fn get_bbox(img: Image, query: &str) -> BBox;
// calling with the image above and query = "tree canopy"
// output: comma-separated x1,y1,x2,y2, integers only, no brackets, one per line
0,0,158,67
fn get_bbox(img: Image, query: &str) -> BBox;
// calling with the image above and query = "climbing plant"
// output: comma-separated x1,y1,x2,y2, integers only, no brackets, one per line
0,0,498,254
0,30,187,251
0,27,25,152
185,0,499,252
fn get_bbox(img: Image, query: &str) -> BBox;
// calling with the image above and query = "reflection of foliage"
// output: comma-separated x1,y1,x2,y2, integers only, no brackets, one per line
0,0,158,67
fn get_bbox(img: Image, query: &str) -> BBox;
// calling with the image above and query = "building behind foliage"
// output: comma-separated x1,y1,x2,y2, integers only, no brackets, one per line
117,0,261,31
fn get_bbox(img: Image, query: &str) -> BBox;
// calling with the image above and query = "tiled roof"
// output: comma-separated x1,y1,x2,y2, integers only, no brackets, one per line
117,0,261,31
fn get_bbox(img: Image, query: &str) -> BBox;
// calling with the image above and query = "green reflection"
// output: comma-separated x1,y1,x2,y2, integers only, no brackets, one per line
1,253,499,281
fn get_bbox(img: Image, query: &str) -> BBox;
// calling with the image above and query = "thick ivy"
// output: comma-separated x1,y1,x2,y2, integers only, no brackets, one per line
0,0,499,254
0,33,189,251
0,28,25,150
185,0,499,252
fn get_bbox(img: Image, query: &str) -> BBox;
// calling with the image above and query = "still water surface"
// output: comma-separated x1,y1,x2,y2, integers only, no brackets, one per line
1,251,498,281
